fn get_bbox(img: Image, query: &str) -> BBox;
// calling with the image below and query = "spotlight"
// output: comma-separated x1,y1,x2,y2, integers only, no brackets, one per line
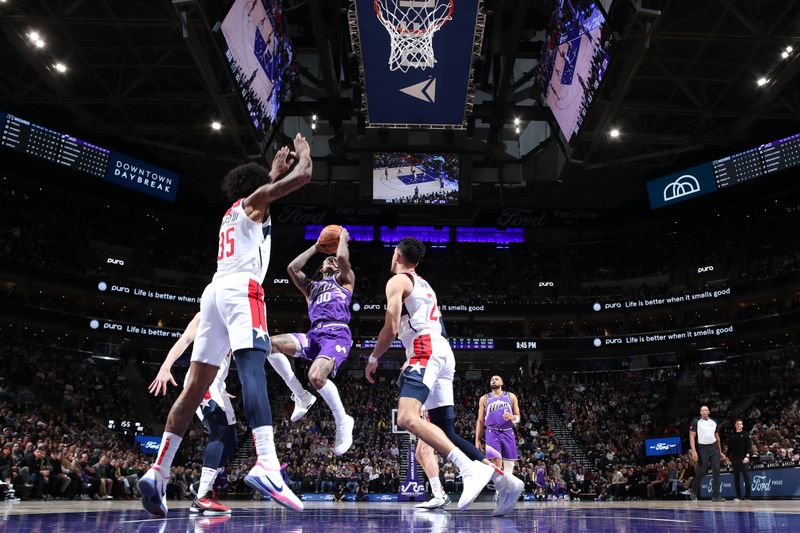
513,117,520,125
210,121,222,131
787,46,794,53
782,51,789,59
54,62,67,73
34,39,45,48
757,77,768,86
312,114,318,121
27,31,40,41
514,126,520,134
609,128,620,138
311,122,316,130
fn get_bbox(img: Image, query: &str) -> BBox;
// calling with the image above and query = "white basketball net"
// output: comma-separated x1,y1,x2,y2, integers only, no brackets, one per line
374,0,454,72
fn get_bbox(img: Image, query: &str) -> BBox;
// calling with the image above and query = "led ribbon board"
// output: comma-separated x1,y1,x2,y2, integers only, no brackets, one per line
0,111,180,201
352,0,482,128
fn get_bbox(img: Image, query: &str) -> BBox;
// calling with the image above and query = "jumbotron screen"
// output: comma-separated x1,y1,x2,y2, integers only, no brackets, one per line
542,1,611,142
221,0,296,132
373,152,460,205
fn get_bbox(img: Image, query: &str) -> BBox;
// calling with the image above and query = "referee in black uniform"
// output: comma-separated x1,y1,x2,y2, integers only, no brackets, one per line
689,405,726,501
728,418,752,500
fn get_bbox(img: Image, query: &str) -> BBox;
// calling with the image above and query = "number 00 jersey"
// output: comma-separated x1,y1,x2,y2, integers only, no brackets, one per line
214,199,272,281
397,271,443,350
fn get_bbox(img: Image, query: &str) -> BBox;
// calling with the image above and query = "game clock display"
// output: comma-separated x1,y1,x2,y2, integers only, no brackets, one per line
107,419,144,435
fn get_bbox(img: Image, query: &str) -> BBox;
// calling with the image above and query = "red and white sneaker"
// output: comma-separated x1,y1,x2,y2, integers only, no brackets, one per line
190,495,232,515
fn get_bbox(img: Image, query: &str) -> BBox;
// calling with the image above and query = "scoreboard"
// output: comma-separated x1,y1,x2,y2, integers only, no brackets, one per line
648,131,800,209
0,110,180,201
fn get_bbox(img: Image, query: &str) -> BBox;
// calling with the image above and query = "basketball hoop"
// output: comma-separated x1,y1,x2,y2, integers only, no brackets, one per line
374,0,454,72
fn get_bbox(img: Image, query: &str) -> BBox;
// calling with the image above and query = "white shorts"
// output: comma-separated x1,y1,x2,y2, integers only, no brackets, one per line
191,272,270,367
399,333,455,411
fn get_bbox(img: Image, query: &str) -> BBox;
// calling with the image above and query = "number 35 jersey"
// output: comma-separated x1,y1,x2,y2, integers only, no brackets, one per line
397,271,443,349
213,198,272,281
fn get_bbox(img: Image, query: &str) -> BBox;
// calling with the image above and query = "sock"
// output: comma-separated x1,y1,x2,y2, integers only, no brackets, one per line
447,448,472,472
318,380,347,425
429,476,444,498
154,432,182,473
197,467,218,499
267,352,309,400
253,426,280,469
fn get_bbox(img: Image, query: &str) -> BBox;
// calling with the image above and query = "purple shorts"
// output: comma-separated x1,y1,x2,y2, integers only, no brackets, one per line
292,325,352,376
485,428,518,460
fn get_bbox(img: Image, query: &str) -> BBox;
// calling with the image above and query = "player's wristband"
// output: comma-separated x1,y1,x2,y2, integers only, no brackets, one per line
368,355,379,365
513,415,521,425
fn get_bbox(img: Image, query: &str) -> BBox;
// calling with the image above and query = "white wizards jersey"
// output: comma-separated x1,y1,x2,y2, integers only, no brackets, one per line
255,216,272,284
397,271,443,349
214,199,271,280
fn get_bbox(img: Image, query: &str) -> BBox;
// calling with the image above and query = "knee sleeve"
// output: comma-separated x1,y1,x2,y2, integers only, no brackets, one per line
503,460,515,474
427,406,485,462
233,348,273,428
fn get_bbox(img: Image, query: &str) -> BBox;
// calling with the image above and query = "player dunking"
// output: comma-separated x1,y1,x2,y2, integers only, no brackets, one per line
269,227,355,454
475,375,520,475
365,237,523,513
138,135,312,516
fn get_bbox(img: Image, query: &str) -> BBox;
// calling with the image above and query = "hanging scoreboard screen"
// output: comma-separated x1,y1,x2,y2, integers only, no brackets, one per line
647,131,800,209
0,110,180,201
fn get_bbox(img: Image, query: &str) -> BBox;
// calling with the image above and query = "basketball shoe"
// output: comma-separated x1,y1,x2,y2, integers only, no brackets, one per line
290,393,317,423
244,462,303,511
493,472,525,516
457,460,494,510
414,492,451,509
190,493,232,515
333,414,354,456
138,466,169,517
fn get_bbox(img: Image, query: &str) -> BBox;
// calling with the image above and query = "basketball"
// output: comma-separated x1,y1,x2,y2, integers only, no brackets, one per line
318,224,342,253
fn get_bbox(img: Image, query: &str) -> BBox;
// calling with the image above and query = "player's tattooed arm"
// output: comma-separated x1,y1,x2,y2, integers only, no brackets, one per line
335,228,355,291
287,244,318,300
245,133,312,221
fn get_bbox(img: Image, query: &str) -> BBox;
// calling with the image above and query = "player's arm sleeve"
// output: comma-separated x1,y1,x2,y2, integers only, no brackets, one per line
689,419,697,433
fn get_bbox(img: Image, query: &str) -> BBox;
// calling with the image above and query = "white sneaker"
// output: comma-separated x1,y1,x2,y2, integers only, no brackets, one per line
244,462,303,511
333,415,354,456
493,472,525,516
138,466,169,517
414,493,451,509
458,460,494,510
290,393,317,423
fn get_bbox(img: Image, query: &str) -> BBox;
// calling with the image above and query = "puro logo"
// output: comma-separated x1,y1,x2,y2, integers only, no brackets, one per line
664,175,701,202
106,257,125,266
697,265,714,273
538,281,554,287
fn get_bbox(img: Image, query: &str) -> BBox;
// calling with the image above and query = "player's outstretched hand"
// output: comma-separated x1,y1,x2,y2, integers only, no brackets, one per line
270,146,292,177
339,227,350,243
293,133,311,161
148,366,177,396
365,359,378,384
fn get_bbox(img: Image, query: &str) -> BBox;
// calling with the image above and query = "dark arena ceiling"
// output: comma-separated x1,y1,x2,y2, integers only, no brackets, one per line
1,0,799,209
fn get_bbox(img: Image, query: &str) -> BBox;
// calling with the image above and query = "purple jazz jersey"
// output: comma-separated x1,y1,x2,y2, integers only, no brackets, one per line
535,466,547,487
308,276,352,325
484,392,518,460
